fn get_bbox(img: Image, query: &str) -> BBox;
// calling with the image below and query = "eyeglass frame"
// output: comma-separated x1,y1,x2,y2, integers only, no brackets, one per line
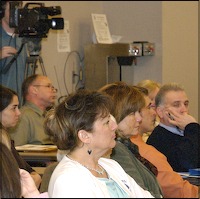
33,84,58,92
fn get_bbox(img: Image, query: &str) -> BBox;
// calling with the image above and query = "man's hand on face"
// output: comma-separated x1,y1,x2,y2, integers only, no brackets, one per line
165,108,197,130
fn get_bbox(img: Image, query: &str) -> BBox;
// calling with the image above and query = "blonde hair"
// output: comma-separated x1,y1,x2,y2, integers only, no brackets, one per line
137,79,161,94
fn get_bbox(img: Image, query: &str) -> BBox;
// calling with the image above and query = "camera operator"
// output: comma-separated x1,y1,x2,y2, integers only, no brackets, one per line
0,1,30,107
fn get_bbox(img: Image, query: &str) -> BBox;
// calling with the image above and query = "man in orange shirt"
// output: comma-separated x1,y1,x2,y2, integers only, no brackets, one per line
130,86,198,198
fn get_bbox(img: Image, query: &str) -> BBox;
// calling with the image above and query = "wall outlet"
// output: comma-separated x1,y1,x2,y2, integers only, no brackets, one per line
129,43,142,56
143,42,155,56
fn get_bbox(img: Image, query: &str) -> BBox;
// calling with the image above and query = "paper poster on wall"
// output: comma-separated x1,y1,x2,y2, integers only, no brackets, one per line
91,13,112,44
57,20,71,52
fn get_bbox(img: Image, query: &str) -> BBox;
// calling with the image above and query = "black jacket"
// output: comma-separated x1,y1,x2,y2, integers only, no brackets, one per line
147,123,200,172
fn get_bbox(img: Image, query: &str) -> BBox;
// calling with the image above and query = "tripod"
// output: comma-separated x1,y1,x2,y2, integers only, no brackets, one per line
24,55,46,78
23,37,47,79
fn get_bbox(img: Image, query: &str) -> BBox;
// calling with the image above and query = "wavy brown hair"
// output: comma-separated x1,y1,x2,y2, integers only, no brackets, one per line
44,89,113,151
98,81,145,124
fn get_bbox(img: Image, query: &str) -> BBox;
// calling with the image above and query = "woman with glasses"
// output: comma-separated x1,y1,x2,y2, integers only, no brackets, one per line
136,79,161,142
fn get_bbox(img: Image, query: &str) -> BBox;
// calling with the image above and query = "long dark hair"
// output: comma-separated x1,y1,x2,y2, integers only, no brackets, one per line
0,142,21,198
0,85,18,129
0,84,17,112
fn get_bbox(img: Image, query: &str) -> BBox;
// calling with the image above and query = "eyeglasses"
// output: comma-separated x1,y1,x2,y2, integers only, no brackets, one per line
145,104,156,110
33,85,58,92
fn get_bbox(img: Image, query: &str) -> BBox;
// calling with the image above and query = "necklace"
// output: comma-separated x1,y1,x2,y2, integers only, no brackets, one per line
83,164,105,175
66,155,105,175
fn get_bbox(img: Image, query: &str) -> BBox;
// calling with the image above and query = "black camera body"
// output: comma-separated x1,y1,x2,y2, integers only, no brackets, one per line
9,2,64,38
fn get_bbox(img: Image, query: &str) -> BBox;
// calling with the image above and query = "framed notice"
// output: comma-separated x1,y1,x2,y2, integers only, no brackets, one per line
92,13,112,44
57,20,71,52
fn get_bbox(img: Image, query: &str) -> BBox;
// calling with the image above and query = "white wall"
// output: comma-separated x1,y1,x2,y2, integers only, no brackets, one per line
103,1,162,85
162,1,198,121
22,1,198,121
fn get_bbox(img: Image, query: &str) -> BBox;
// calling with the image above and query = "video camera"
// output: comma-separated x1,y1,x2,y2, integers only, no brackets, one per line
9,2,64,38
